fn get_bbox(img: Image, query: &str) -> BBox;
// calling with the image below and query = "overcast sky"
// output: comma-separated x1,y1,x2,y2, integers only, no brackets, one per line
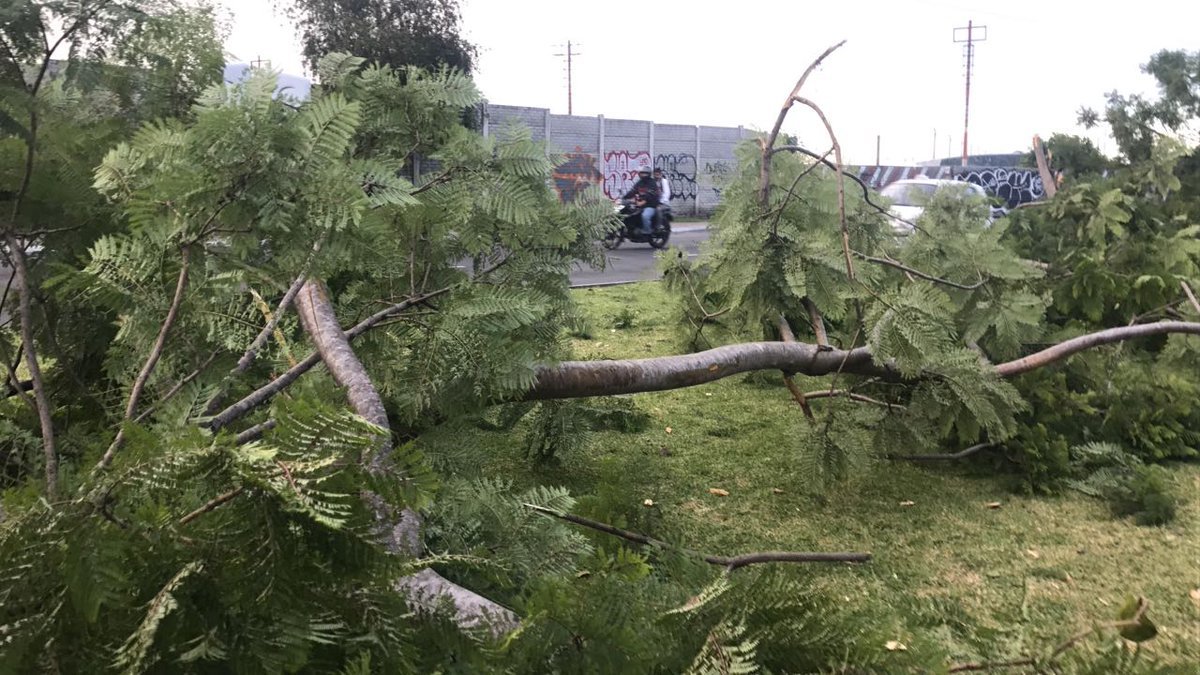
219,0,1199,165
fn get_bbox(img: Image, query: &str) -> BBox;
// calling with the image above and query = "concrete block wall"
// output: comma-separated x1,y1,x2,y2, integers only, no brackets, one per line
483,103,748,216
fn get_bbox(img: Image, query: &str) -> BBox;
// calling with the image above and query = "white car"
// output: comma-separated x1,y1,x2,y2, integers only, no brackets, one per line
879,178,1003,234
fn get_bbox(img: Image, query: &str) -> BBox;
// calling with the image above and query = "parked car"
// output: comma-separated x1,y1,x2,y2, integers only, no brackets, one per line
879,178,1005,234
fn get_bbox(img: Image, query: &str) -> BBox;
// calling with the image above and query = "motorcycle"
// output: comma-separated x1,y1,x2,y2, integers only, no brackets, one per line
602,198,672,250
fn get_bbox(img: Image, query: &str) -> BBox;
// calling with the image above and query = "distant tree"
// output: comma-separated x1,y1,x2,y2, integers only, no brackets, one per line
1079,49,1200,161
282,0,477,76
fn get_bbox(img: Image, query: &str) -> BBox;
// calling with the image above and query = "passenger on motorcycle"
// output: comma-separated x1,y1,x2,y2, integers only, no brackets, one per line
653,167,672,223
621,166,660,235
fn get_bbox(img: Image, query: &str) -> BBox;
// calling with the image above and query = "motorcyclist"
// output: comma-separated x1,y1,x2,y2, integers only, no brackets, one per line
621,166,660,235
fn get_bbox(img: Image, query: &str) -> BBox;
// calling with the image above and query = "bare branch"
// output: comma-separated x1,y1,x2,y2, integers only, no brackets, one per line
178,487,245,526
793,96,854,282
758,41,847,210
854,251,987,291
3,233,56,498
98,247,192,471
525,503,870,568
887,443,996,462
994,321,1200,377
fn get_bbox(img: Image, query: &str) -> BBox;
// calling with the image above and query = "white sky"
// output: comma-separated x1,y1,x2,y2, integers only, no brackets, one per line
218,0,1200,165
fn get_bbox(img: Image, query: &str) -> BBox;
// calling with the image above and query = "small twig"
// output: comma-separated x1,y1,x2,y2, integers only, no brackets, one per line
778,316,815,422
854,251,987,291
133,349,221,424
178,487,245,526
770,145,923,233
524,503,870,568
235,419,276,445
803,389,899,410
1181,280,1200,316
948,598,1151,673
765,146,833,234
888,443,996,462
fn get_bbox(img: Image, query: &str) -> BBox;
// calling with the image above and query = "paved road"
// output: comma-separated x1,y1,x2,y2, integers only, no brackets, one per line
569,224,709,287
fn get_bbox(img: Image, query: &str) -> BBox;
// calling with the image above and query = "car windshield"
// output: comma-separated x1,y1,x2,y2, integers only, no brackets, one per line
879,183,938,206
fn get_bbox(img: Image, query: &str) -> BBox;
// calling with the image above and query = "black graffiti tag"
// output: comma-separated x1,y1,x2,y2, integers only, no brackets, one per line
654,153,698,201
957,168,1044,208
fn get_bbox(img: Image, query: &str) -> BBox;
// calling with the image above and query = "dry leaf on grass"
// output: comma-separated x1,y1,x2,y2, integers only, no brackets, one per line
772,488,785,494
1189,588,1200,606
708,488,729,497
643,499,655,507
986,501,1002,509
885,640,907,651
899,500,915,507
665,426,673,434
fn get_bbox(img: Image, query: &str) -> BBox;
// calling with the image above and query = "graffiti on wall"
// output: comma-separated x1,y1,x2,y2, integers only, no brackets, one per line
654,153,698,202
552,146,602,203
849,165,1045,208
703,160,732,199
956,168,1044,208
602,150,652,199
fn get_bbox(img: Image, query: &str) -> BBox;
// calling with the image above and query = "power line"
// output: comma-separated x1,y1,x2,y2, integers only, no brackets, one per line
552,41,581,115
953,21,986,166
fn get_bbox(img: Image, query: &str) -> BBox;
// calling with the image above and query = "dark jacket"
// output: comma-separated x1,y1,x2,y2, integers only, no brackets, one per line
622,176,660,207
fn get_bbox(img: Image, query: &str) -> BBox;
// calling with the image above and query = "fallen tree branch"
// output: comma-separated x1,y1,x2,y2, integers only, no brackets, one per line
853,251,987,291
295,279,518,634
527,321,1200,400
887,443,995,462
525,503,869,569
994,321,1200,377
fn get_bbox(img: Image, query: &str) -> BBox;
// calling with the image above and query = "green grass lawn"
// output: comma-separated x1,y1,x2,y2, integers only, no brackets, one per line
422,281,1200,666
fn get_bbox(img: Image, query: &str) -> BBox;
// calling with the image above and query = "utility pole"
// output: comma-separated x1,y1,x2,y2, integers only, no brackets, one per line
553,41,581,115
953,21,986,167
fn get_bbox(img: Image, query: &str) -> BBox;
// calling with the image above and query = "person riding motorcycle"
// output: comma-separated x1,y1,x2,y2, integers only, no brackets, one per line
621,166,660,235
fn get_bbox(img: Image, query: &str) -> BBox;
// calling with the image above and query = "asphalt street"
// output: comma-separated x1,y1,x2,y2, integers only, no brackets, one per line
569,223,708,287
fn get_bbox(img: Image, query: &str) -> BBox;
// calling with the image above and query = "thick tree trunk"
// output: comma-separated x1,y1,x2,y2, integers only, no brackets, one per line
293,280,519,633
528,321,1200,400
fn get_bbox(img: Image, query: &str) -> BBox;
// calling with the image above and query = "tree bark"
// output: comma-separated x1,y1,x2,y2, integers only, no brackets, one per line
3,234,56,498
293,280,519,633
527,321,1200,400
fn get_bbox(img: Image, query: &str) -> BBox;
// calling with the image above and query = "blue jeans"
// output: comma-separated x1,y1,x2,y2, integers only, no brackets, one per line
640,207,656,234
